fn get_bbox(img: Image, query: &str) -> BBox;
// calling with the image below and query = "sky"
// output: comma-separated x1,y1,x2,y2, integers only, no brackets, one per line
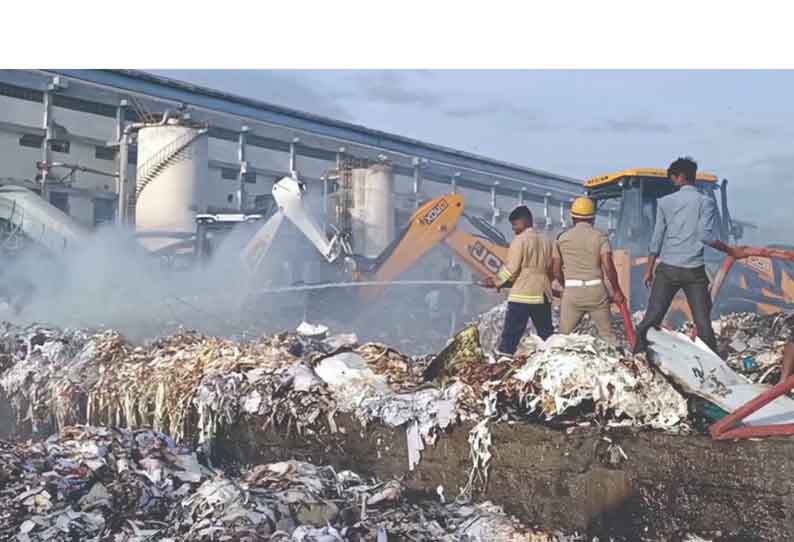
152,70,794,243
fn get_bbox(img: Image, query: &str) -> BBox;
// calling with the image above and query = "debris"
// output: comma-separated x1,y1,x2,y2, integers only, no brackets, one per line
513,334,687,429
0,313,693,479
423,325,484,384
463,418,494,496
0,425,578,541
648,327,794,428
298,321,330,339
324,333,358,351
314,351,391,410
713,312,794,383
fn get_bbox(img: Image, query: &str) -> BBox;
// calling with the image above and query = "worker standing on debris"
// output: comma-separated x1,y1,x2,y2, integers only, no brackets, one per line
633,157,749,354
481,206,555,357
552,196,625,343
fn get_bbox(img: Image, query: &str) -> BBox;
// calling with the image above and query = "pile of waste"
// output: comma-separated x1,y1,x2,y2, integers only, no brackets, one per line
511,334,687,429
0,425,580,542
714,311,794,383
0,308,691,480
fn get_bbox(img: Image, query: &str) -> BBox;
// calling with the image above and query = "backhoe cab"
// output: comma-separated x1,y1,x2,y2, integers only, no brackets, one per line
586,168,794,318
586,168,737,253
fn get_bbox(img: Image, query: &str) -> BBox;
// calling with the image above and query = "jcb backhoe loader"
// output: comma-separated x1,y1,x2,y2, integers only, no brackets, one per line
227,175,510,321
586,168,794,322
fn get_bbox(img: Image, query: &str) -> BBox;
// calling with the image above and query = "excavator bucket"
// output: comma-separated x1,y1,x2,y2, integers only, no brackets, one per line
271,176,344,264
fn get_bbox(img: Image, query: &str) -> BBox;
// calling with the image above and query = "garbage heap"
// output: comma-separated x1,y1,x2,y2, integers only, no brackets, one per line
0,309,688,472
0,424,578,542
713,311,794,383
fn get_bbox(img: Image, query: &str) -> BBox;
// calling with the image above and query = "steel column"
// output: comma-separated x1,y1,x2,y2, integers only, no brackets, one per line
490,182,499,226
117,133,130,226
115,99,128,142
412,157,422,209
237,126,248,211
543,193,551,230
41,90,53,201
289,137,300,176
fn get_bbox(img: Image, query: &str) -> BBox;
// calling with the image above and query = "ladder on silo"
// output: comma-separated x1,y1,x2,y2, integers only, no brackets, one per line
134,128,208,200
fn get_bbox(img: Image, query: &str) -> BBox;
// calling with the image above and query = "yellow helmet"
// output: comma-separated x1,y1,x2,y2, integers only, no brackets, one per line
571,196,595,219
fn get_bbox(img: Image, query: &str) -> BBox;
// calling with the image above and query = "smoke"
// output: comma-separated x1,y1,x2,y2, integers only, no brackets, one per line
0,220,325,341
0,188,486,352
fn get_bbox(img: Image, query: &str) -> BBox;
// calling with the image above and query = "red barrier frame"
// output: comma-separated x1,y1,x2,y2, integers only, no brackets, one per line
709,375,794,440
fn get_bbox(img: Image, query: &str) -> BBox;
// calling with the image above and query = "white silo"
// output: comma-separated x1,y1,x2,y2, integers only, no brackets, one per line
350,163,395,258
134,119,208,251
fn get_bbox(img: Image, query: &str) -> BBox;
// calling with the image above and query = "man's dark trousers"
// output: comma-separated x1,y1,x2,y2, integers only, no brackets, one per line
635,262,718,353
497,299,554,355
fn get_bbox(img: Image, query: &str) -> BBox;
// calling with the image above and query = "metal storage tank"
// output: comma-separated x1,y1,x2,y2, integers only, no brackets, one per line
134,120,208,251
350,163,395,258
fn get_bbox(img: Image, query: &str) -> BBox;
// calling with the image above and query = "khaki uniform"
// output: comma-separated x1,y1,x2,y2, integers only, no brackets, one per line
554,222,615,342
495,228,555,352
495,229,554,304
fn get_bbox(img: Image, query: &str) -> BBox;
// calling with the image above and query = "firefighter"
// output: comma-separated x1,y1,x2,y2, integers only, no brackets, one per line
552,196,625,343
481,205,555,358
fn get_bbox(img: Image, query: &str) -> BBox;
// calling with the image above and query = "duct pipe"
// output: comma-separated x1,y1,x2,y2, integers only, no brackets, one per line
39,161,118,178
159,110,172,125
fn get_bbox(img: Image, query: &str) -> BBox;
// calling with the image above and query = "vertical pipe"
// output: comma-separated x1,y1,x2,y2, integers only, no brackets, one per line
115,100,128,143
559,200,566,228
451,172,460,194
518,188,525,206
490,182,499,226
114,100,128,224
289,137,300,176
412,157,422,209
543,193,551,230
237,126,248,212
117,134,128,225
41,90,53,202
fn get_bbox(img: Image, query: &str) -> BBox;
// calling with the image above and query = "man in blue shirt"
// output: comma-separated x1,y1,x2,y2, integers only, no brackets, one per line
633,157,749,354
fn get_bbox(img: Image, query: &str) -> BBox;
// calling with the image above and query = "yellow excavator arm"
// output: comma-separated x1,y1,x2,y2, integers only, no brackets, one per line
443,227,507,278
357,193,508,300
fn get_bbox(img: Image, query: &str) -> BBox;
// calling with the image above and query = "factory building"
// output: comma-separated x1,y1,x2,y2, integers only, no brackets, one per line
0,70,588,233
